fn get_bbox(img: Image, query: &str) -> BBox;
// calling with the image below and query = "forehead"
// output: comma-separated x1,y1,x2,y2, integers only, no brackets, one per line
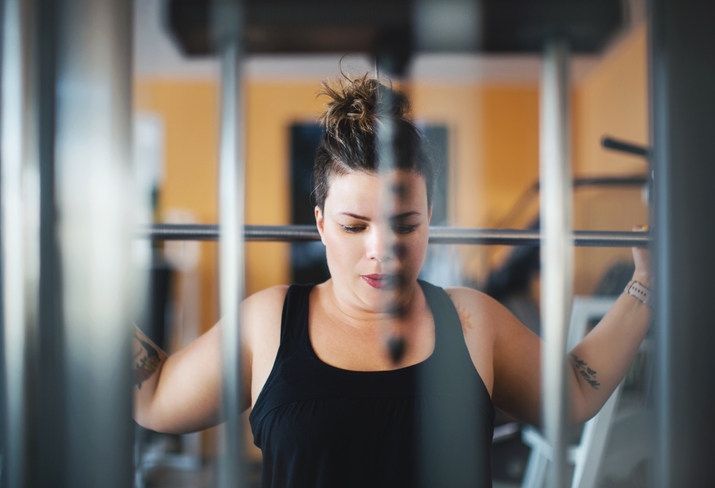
325,170,428,214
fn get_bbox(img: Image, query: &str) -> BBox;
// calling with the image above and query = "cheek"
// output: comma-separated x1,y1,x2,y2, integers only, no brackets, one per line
323,232,361,267
397,233,429,266
393,242,408,260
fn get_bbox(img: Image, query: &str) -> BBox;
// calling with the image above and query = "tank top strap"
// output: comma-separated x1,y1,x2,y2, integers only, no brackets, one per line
418,280,468,363
418,280,493,409
278,283,315,355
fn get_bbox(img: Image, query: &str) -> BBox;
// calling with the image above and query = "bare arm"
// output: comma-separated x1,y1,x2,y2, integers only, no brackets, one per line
133,322,227,434
133,327,169,426
132,322,225,434
132,285,287,434
566,289,650,422
567,238,651,422
450,234,651,427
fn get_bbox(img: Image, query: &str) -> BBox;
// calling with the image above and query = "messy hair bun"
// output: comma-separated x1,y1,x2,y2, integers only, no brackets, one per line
313,74,435,211
319,75,411,141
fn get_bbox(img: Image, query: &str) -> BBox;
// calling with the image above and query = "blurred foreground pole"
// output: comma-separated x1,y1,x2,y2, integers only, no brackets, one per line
214,0,248,487
1,0,40,486
35,0,68,486
55,0,134,486
650,0,715,485
539,39,573,488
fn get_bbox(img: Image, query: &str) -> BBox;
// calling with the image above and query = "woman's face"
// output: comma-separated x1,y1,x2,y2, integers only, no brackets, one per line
315,170,432,312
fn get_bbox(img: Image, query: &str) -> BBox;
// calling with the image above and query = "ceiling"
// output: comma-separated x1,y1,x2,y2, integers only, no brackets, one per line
134,0,645,84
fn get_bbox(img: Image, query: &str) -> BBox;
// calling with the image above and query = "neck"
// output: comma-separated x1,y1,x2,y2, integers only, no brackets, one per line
322,279,422,332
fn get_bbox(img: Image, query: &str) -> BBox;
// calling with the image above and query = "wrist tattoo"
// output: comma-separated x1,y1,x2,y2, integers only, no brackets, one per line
134,334,163,389
569,353,601,390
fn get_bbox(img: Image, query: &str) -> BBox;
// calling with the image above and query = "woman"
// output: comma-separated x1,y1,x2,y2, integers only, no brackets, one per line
133,75,651,487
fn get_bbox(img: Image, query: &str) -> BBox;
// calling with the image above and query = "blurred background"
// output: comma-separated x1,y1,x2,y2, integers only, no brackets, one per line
132,0,650,487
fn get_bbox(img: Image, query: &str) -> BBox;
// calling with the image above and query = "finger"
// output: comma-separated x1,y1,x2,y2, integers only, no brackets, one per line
631,225,649,251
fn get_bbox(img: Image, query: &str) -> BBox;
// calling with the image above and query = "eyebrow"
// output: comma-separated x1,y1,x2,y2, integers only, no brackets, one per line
338,211,421,221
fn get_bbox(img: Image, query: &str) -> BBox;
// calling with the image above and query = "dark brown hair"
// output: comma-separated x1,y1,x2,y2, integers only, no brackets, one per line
313,74,435,211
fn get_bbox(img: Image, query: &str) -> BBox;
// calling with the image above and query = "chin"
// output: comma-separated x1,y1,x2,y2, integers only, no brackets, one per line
360,277,416,311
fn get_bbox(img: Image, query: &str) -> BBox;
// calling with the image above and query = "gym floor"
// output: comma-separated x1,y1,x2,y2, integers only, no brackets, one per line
140,465,521,488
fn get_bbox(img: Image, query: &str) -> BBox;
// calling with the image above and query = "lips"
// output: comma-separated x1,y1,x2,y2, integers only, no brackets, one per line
361,274,392,289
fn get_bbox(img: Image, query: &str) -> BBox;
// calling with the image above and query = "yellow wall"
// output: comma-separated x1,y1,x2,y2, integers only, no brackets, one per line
134,80,221,333
410,83,539,280
480,86,541,226
572,24,650,294
411,84,540,229
133,80,327,330
574,25,649,176
243,82,322,294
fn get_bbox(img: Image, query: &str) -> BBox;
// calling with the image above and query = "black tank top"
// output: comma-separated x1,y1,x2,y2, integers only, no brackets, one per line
249,280,495,488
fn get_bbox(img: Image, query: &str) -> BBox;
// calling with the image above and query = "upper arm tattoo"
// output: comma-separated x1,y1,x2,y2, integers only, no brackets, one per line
134,334,164,389
569,353,600,390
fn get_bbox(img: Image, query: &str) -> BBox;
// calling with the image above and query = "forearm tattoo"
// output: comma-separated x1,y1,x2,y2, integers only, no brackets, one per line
569,353,601,390
134,334,163,389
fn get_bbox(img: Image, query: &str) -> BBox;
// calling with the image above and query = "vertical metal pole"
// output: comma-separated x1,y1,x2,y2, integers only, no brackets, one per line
375,69,399,317
214,1,247,487
34,0,68,485
539,39,573,488
650,0,715,486
1,0,38,486
55,0,134,486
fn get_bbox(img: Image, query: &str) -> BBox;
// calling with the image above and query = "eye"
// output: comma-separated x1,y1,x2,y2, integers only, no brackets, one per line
341,225,365,233
393,224,418,235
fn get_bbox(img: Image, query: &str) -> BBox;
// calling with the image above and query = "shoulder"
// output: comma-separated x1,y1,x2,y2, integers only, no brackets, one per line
244,284,290,308
242,285,290,350
443,285,485,304
441,286,499,340
242,285,290,321
443,285,525,341
441,285,541,411
441,286,501,395
444,286,507,323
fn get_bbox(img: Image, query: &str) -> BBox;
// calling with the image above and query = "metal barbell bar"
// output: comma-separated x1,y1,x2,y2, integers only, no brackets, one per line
139,223,650,247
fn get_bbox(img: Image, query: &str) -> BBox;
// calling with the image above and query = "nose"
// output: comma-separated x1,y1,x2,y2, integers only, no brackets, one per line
365,224,394,262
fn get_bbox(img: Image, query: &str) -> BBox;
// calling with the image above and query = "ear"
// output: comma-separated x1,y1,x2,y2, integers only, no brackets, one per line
315,206,326,244
428,205,433,224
